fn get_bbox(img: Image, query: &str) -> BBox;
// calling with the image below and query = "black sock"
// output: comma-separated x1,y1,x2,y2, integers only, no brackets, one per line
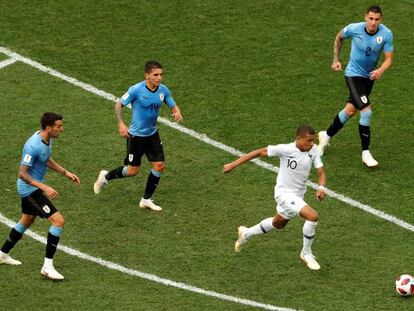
143,171,160,199
105,166,126,181
1,229,23,253
327,115,345,138
359,124,371,151
45,233,60,259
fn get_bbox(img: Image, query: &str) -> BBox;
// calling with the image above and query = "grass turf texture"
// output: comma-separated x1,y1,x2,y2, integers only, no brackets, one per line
0,1,413,310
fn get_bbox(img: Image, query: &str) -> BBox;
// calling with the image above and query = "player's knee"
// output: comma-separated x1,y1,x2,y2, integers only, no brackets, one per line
51,213,65,227
20,215,35,227
308,212,319,222
272,217,286,230
153,163,165,173
344,108,356,117
127,166,140,176
56,216,65,227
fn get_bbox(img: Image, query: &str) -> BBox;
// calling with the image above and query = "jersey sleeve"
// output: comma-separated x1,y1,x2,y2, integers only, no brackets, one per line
20,143,37,167
267,144,289,157
120,86,136,106
163,86,176,108
312,149,323,169
342,23,357,39
383,30,394,52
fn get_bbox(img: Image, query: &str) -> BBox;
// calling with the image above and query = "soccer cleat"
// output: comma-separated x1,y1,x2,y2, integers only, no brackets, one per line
93,170,108,194
317,131,330,156
300,252,320,270
234,226,247,252
362,151,379,167
0,253,22,265
139,198,162,211
41,265,64,280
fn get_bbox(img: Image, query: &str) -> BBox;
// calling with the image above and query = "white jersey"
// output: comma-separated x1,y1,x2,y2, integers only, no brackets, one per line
267,142,323,197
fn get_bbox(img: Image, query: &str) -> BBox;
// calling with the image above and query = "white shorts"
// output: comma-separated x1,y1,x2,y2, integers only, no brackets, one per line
275,193,307,220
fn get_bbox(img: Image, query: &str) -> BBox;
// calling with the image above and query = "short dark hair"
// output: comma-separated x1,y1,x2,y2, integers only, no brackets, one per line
144,60,163,73
296,125,315,137
367,5,382,16
41,112,63,129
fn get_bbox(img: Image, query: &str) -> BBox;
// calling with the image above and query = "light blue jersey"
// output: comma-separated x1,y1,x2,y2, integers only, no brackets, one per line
343,22,393,78
120,81,176,137
17,131,52,197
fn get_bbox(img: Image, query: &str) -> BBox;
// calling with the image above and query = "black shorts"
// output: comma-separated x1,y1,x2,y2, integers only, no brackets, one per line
124,131,165,166
345,76,375,110
21,189,58,218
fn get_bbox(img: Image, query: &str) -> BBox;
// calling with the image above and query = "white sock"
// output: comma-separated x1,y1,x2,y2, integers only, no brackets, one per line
245,217,274,239
43,258,54,267
302,220,318,255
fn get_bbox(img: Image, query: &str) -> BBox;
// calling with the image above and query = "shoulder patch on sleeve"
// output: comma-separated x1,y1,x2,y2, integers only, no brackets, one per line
23,154,32,163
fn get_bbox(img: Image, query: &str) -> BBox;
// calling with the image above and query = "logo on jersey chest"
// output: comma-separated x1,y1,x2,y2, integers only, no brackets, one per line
159,93,164,101
376,36,383,44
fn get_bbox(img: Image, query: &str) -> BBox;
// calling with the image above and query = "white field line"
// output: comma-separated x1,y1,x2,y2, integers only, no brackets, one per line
0,46,413,234
0,213,298,311
0,57,17,69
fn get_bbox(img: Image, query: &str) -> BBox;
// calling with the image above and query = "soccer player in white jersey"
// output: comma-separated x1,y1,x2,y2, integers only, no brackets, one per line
223,125,326,270
318,5,393,167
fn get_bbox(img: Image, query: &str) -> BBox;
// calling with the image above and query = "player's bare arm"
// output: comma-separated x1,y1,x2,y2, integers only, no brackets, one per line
18,165,59,199
331,31,344,71
223,147,268,173
47,158,80,184
115,101,129,138
370,51,393,80
171,105,183,122
315,167,326,201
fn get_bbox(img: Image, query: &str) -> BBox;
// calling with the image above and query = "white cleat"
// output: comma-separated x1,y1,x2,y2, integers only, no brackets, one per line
41,265,64,280
0,253,22,265
300,252,320,270
139,198,162,212
362,151,379,168
93,170,108,194
317,131,330,156
235,226,247,252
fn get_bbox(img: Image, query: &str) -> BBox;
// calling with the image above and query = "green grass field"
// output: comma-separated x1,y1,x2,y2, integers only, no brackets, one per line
0,1,413,310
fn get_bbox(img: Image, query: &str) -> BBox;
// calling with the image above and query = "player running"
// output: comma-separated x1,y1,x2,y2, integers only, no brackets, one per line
0,112,80,280
93,61,183,211
224,125,326,270
318,5,394,167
